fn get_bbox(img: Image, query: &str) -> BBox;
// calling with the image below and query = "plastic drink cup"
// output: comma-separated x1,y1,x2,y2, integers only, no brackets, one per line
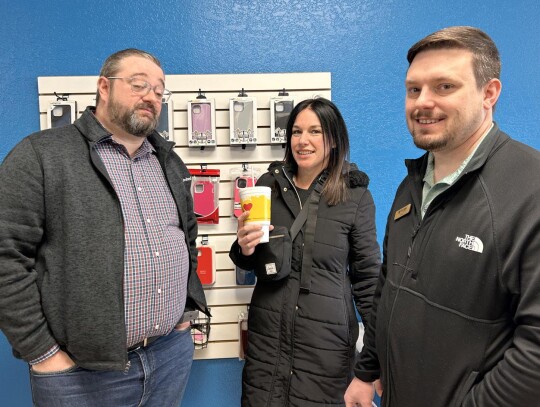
239,186,271,243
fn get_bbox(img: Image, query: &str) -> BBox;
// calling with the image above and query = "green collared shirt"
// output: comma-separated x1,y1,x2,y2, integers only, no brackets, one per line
421,124,493,218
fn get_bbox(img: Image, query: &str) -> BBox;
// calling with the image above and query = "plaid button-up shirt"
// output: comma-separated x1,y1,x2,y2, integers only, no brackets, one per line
95,137,189,348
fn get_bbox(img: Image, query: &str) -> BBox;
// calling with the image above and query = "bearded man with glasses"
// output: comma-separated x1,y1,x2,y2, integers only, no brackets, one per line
0,48,209,406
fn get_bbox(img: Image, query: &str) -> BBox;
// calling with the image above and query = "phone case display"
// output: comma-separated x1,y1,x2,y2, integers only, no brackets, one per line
230,165,261,218
270,92,294,144
229,90,257,145
238,311,249,360
47,100,77,129
196,237,216,286
189,168,220,224
236,266,256,285
187,91,216,147
157,100,174,140
191,310,211,349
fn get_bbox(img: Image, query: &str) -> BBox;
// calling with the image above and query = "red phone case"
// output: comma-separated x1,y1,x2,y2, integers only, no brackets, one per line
196,245,215,285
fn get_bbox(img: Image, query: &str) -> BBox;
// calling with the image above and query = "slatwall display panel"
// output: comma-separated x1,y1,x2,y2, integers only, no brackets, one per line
38,72,331,359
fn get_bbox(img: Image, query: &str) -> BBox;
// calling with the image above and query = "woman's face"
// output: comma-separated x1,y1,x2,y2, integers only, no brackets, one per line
290,108,329,177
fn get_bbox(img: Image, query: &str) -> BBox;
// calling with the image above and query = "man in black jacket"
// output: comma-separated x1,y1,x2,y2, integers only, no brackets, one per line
345,26,540,406
0,49,209,406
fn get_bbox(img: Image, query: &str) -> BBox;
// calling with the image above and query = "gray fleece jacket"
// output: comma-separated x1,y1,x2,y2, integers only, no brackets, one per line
0,107,208,371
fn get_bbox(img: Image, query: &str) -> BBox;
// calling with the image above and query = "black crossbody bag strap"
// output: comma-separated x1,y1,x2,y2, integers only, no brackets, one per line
289,202,309,241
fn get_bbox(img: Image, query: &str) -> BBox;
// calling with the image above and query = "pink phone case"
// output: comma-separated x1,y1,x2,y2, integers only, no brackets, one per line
193,181,215,216
233,176,256,218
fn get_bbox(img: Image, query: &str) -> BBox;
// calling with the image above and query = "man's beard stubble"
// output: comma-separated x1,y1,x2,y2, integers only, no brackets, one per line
412,128,450,152
109,100,159,138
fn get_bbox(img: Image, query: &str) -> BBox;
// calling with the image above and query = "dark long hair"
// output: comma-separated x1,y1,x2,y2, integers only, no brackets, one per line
284,98,350,205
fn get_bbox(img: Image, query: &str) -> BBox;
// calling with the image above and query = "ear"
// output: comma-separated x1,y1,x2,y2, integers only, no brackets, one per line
97,76,111,105
483,78,502,110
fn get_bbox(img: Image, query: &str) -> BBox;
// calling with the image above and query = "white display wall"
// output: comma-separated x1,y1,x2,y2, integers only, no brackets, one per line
37,72,331,359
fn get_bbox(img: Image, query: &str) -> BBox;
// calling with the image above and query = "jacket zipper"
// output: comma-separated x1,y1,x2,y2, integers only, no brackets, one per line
90,142,130,371
384,219,421,406
282,168,303,211
281,167,303,406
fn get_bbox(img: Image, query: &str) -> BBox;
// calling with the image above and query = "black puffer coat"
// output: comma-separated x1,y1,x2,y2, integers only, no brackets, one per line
230,161,381,407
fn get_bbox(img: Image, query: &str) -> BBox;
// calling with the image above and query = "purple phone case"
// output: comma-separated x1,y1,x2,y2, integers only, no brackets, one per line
191,103,212,139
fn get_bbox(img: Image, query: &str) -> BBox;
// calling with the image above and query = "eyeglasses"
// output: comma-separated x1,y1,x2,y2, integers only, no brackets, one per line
107,76,172,102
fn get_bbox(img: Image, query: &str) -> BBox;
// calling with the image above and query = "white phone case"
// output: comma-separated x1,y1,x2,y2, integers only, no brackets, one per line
229,97,257,145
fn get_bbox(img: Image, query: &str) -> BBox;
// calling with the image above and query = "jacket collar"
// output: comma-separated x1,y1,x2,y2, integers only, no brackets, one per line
74,106,176,154
267,160,369,189
405,122,509,182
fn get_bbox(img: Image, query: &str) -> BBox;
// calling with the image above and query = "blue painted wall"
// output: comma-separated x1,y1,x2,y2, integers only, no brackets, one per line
1,1,538,405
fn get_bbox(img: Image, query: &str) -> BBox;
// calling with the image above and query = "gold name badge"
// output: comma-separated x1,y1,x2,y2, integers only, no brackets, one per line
394,203,412,220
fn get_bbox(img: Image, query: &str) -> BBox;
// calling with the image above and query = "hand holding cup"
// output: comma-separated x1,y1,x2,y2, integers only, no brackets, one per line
237,186,272,256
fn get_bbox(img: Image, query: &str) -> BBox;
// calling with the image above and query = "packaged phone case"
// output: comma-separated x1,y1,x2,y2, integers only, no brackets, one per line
191,311,211,349
270,96,294,144
229,91,257,145
238,311,249,360
196,238,216,285
47,100,77,129
236,266,256,286
189,168,220,224
157,100,174,140
230,165,261,218
188,92,216,147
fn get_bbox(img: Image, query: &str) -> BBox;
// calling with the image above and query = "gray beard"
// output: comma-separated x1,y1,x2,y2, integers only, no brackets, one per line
109,101,159,138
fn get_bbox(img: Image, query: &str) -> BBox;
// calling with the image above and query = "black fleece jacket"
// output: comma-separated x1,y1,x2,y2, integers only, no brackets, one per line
356,124,540,407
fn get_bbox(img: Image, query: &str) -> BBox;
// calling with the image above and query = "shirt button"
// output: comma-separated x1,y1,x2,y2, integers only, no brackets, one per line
274,169,279,174
137,187,142,192
155,251,160,257
158,288,162,294
146,218,151,223
283,187,288,192
155,324,160,330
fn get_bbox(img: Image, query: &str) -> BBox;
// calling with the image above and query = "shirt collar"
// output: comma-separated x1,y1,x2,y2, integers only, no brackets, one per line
423,123,494,188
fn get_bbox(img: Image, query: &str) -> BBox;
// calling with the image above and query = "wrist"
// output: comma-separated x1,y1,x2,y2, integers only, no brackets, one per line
29,344,60,365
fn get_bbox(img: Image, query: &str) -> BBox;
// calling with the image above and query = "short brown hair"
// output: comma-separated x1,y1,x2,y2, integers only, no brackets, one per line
95,48,162,106
407,26,500,88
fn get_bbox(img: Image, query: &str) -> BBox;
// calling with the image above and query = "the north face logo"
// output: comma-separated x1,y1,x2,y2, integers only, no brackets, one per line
455,234,484,253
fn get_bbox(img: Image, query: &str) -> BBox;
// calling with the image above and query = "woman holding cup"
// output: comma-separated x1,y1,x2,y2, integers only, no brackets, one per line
230,98,381,406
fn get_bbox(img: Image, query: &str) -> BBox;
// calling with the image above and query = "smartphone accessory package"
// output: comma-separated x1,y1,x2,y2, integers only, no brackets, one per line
157,99,174,140
187,90,216,148
270,89,294,145
47,95,77,129
238,311,249,360
189,167,220,224
230,164,261,218
196,235,216,286
236,266,256,286
229,89,257,145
